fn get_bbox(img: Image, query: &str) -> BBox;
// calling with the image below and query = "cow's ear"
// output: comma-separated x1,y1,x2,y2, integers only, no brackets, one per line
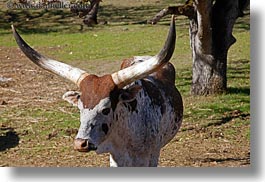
119,85,142,102
62,91,80,107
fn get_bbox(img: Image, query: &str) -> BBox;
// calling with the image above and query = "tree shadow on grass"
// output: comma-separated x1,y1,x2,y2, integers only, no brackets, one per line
228,59,250,79
0,9,85,34
99,4,163,23
203,110,250,129
182,109,250,132
0,3,188,35
0,3,249,35
227,87,250,95
0,127,20,152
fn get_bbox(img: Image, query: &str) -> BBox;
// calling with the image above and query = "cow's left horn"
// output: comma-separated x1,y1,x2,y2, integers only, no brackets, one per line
111,15,176,88
11,25,89,86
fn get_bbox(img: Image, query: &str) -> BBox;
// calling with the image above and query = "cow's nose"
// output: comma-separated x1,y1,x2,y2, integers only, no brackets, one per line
74,138,89,152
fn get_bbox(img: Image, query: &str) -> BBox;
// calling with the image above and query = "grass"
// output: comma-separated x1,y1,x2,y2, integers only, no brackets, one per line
1,24,190,63
0,0,250,167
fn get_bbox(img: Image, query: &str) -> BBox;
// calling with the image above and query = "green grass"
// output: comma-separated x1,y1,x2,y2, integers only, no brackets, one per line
1,23,190,62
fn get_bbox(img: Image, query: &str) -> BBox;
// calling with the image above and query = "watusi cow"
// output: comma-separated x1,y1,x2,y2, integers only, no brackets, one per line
12,16,183,167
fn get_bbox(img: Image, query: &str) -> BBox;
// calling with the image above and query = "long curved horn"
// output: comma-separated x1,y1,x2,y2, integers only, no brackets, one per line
111,15,176,88
11,25,89,86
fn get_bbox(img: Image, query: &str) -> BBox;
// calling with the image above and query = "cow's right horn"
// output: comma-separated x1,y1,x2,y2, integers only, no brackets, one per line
111,15,176,88
11,25,89,87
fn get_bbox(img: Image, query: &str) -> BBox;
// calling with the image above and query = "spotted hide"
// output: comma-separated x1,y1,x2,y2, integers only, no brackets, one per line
103,57,183,167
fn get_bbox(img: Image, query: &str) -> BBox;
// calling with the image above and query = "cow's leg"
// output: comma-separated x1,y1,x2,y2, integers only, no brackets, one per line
109,152,153,167
148,151,160,167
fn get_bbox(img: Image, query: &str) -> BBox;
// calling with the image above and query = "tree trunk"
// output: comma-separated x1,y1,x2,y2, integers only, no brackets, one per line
190,0,240,95
83,1,99,26
149,0,249,95
70,0,101,27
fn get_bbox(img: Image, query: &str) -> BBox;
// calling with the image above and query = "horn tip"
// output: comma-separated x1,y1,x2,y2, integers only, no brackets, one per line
171,15,176,27
11,25,18,37
11,24,15,32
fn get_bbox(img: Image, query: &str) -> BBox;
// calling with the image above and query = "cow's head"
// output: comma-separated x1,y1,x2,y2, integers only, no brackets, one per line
62,75,142,152
12,16,176,153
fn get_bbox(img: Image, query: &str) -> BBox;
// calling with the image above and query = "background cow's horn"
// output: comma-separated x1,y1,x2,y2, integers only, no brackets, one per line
111,15,176,88
11,25,89,87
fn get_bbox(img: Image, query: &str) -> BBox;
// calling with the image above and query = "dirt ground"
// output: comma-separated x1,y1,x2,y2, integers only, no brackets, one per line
0,46,250,167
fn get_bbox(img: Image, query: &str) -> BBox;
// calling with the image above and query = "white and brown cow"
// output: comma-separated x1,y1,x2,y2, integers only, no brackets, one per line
12,16,183,167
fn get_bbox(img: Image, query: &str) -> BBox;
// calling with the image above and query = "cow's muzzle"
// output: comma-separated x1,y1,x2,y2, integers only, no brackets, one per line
74,138,97,152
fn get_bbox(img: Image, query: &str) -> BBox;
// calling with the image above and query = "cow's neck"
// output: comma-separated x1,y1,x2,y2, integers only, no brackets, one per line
97,82,164,166
108,92,161,166
98,132,159,167
102,125,159,167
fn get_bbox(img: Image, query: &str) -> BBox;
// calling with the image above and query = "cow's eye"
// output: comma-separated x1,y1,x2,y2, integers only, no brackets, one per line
102,108,110,115
102,123,109,135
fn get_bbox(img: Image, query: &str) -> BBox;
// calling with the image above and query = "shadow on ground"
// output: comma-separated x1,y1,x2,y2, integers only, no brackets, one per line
0,3,249,34
0,127,20,152
197,153,250,166
0,4,166,34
